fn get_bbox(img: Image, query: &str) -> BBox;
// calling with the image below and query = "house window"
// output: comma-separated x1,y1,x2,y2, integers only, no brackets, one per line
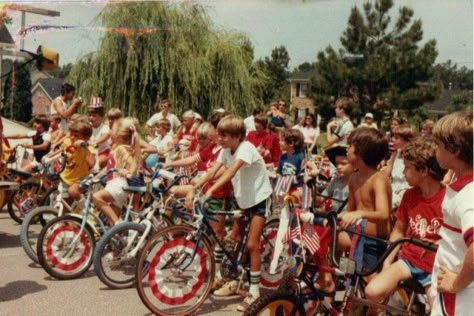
37,90,43,96
296,82,307,97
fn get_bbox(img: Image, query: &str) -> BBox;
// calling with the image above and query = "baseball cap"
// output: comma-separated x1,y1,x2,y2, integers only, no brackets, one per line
365,112,374,119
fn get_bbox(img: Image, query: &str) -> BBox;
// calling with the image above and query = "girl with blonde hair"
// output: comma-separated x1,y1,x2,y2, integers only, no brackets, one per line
92,118,142,225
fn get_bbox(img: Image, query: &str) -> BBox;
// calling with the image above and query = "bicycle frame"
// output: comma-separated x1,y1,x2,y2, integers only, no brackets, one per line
288,210,438,316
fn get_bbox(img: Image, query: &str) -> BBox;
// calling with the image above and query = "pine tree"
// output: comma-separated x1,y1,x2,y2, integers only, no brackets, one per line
310,0,439,124
2,60,32,122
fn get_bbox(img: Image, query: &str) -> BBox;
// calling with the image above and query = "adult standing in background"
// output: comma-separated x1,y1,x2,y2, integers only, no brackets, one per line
358,112,378,130
326,97,355,146
300,113,320,154
267,99,293,133
246,114,281,167
50,83,82,131
145,99,181,139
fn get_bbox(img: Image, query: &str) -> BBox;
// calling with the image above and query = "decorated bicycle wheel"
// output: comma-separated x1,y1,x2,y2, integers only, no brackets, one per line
94,222,146,289
243,290,305,316
20,206,59,263
37,215,95,280
260,218,290,288
136,225,215,316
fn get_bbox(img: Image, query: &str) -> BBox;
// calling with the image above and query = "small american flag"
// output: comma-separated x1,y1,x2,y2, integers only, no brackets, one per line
282,210,302,243
301,222,320,255
273,175,295,200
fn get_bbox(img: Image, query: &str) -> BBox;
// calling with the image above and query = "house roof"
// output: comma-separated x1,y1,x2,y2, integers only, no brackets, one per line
34,78,64,100
425,87,464,113
0,24,14,46
289,70,319,81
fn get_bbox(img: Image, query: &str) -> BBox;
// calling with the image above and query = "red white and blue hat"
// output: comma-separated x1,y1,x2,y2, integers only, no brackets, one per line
89,97,103,108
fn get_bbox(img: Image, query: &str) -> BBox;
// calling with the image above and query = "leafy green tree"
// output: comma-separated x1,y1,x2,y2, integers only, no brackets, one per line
432,60,473,90
2,61,32,122
48,63,73,79
309,0,439,124
260,45,290,104
68,2,267,121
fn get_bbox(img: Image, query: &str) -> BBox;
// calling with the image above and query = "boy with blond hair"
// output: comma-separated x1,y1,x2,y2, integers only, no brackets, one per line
339,127,392,272
195,114,272,311
430,111,473,316
365,136,446,308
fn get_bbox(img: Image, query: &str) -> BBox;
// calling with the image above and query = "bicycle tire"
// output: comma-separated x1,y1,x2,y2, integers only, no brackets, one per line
37,214,96,280
94,222,146,289
136,225,215,316
8,181,41,224
20,206,59,263
243,290,305,316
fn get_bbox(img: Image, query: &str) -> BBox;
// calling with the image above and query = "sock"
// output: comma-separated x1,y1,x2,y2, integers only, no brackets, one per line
249,271,261,298
214,247,224,279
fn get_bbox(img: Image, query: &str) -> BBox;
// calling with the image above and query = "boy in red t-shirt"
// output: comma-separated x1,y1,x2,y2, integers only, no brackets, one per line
365,136,446,308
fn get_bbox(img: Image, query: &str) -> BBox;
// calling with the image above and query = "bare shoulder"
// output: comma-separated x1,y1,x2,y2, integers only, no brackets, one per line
371,171,391,187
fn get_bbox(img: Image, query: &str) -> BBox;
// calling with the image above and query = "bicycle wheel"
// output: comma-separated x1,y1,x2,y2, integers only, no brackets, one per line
260,218,290,288
8,181,41,224
20,206,59,263
94,222,146,289
136,225,215,316
37,214,95,280
243,290,305,316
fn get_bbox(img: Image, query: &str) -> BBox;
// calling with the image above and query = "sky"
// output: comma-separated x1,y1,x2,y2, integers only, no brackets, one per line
2,0,473,69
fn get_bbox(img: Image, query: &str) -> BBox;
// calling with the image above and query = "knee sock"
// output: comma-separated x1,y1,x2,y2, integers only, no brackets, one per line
249,271,261,298
214,247,224,279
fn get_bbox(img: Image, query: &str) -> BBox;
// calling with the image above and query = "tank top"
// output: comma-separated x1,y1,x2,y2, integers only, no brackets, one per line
51,97,69,131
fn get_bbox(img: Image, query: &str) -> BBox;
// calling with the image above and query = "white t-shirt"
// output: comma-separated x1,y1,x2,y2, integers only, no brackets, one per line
150,133,174,153
244,116,256,134
146,112,181,133
431,176,474,316
300,126,320,145
217,141,272,209
91,123,110,153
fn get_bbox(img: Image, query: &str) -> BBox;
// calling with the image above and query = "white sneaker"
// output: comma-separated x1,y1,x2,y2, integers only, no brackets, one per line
237,295,258,312
213,280,239,296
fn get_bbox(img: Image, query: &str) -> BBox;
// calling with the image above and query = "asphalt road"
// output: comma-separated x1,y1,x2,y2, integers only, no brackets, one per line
0,209,248,316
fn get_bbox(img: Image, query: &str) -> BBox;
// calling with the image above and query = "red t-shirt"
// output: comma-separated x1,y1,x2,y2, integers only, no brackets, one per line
396,186,445,272
197,143,232,199
178,127,198,152
246,130,281,166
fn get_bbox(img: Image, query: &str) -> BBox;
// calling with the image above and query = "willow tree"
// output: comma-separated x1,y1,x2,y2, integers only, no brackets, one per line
68,1,267,121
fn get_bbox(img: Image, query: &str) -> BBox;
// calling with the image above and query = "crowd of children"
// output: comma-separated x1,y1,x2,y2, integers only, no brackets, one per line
2,84,472,314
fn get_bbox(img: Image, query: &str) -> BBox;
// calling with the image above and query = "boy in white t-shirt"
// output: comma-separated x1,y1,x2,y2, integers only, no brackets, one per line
144,118,174,168
430,111,473,316
196,115,273,312
88,98,111,169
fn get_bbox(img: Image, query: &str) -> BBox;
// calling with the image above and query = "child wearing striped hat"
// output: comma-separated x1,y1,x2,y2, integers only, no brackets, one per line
88,97,111,169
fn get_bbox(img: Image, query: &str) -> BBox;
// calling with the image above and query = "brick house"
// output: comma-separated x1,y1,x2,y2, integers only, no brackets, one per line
31,77,63,115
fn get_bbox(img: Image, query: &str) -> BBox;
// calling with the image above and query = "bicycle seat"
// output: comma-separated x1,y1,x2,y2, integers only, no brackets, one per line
123,185,147,193
399,278,425,294
10,168,33,179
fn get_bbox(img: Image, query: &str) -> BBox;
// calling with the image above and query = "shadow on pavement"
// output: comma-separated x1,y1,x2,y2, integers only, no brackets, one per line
0,231,21,249
0,280,47,302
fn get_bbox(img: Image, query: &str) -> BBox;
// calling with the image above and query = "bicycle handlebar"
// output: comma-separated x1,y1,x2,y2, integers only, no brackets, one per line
311,211,439,274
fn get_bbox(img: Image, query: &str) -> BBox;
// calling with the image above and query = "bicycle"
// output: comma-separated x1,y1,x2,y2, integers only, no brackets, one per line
135,198,281,316
35,168,118,279
5,147,64,223
93,169,191,289
245,210,438,316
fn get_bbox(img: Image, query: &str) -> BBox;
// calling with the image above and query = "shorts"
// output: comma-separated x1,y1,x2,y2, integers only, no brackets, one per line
244,199,269,217
400,258,432,286
104,177,128,208
207,197,231,212
346,226,387,271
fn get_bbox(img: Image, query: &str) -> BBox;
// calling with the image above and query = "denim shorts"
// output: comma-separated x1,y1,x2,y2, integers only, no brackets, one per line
245,199,268,217
346,226,387,271
399,258,432,286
